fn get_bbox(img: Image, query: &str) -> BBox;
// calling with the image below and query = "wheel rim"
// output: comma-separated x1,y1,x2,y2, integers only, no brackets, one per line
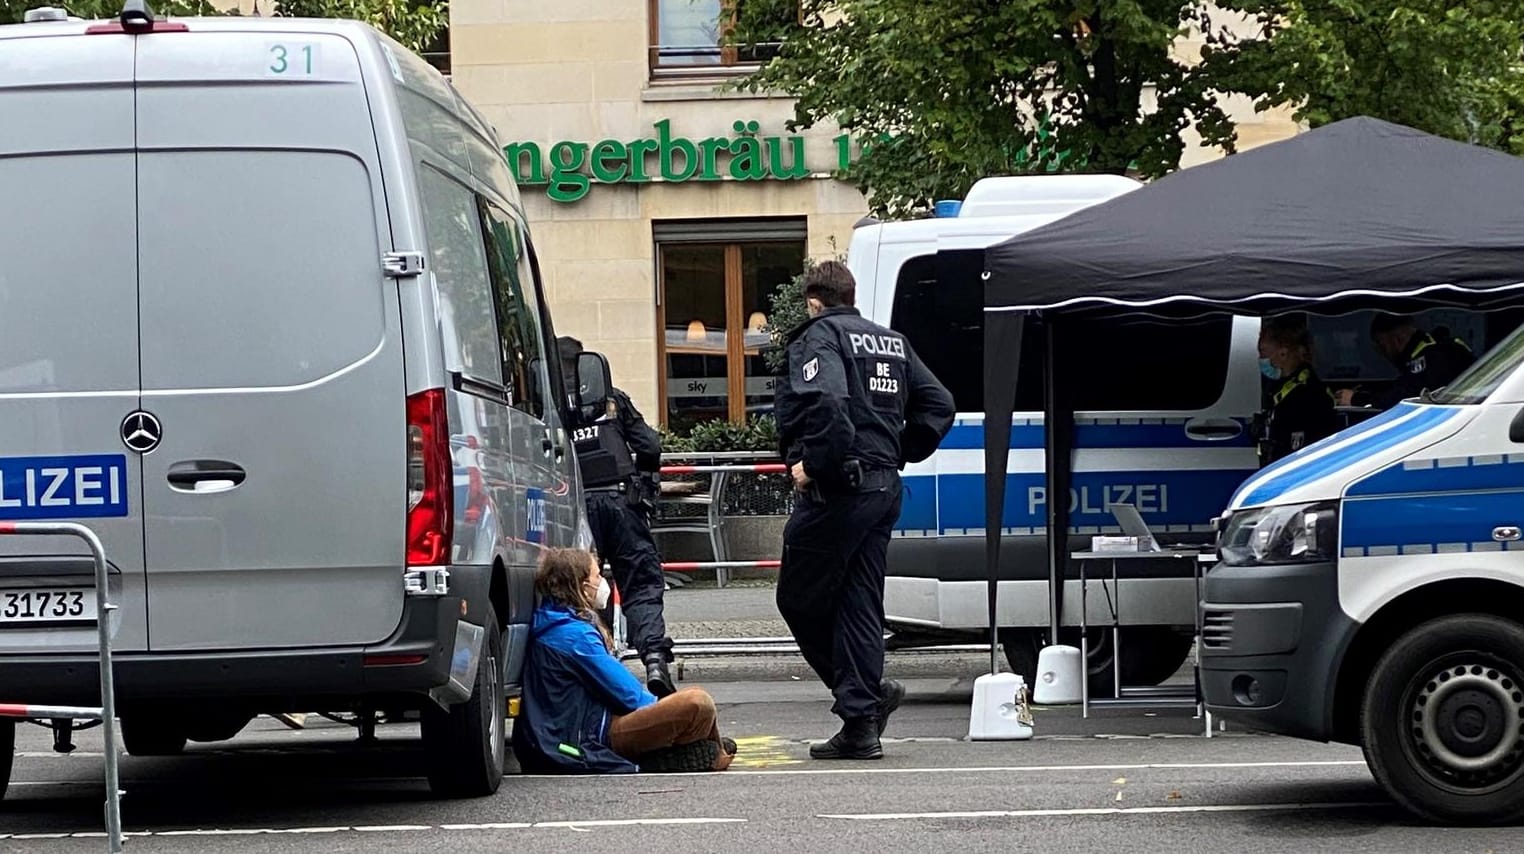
487,644,504,770
1404,656,1524,794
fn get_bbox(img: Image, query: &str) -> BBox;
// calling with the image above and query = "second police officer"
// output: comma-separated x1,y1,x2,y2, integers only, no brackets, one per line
558,336,676,698
1335,312,1476,410
773,261,955,761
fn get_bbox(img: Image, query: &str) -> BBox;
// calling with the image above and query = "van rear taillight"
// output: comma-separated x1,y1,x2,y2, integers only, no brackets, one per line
406,389,452,567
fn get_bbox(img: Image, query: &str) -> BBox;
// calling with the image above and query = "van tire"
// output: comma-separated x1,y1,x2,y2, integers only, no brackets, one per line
0,718,14,803
1117,627,1195,687
120,716,188,757
1361,614,1524,825
422,606,506,798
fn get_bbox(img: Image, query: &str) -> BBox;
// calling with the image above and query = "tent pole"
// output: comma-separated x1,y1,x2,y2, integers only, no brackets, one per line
1044,316,1072,647
982,311,1024,675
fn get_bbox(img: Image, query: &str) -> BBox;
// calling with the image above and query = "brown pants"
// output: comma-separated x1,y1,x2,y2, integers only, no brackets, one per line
608,688,733,771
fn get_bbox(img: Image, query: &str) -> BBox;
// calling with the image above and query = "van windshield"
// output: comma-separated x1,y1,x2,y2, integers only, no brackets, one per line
1429,321,1524,405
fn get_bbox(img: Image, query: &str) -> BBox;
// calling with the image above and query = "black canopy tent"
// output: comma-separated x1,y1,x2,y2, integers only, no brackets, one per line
977,116,1524,660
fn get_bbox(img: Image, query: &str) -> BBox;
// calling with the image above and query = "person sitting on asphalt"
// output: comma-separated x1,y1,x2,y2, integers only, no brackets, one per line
511,547,737,774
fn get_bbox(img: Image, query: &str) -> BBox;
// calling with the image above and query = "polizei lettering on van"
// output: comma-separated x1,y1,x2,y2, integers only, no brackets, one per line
1027,483,1170,515
0,454,129,520
848,332,906,359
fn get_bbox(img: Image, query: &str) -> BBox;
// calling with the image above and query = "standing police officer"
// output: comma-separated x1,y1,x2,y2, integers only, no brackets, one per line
558,336,676,697
1254,314,1338,466
773,261,955,760
1335,313,1475,410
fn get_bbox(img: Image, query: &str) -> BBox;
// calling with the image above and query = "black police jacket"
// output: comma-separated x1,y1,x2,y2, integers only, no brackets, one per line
1263,366,1338,464
774,306,955,486
1359,331,1476,410
570,387,662,489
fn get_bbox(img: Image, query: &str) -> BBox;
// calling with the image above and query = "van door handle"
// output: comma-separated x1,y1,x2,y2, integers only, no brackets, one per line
1184,418,1243,441
167,461,246,493
541,435,555,457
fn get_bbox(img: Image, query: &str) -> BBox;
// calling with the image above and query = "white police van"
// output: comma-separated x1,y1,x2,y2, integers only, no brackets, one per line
1205,325,1524,824
846,176,1266,690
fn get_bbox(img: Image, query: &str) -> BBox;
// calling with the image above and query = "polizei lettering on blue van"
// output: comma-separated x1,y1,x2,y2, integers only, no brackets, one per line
1027,483,1168,515
0,455,129,520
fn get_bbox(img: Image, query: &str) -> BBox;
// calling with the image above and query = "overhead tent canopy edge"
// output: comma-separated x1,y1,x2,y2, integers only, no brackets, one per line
975,116,1524,656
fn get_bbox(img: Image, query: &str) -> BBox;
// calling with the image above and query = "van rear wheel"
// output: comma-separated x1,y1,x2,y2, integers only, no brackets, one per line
1,718,14,802
1361,614,1524,825
422,606,506,798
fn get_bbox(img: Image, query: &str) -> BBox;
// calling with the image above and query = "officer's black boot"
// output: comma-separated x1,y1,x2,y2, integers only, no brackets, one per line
809,716,883,760
644,654,675,698
877,679,906,737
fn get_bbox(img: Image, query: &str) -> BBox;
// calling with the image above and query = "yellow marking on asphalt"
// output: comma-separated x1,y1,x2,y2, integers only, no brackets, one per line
727,735,803,768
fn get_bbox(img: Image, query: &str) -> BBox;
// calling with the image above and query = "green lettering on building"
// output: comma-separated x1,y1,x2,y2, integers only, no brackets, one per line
505,121,862,203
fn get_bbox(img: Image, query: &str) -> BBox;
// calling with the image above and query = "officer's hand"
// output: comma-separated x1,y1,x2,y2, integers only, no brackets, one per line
1334,388,1356,406
791,462,812,490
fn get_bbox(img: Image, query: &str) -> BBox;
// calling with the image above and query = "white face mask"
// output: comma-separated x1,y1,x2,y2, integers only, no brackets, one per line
592,576,611,610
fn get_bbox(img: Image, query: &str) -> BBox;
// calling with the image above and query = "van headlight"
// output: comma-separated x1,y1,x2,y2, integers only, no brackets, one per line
1217,501,1339,566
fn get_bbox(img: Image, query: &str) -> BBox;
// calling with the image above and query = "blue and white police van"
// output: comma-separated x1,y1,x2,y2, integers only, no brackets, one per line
1205,327,1524,824
846,175,1267,690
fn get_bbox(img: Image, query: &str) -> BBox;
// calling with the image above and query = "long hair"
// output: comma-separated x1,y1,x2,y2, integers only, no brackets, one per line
536,547,615,652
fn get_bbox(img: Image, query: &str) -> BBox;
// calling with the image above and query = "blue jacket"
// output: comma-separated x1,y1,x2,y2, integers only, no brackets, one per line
511,602,658,774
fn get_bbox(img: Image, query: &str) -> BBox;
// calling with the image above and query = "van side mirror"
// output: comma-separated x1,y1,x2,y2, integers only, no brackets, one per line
1510,407,1524,444
575,351,613,418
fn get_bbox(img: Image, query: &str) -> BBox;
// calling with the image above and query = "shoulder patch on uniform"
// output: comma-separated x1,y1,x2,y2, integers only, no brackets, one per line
1410,356,1427,374
802,357,819,382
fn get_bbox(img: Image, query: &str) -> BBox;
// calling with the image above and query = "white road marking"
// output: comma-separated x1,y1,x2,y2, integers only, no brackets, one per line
519,759,1368,779
0,818,748,841
821,802,1388,821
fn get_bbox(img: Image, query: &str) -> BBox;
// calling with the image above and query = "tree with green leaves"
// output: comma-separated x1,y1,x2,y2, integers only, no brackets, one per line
0,0,445,57
1200,0,1524,153
728,0,1239,217
0,0,225,20
275,0,444,57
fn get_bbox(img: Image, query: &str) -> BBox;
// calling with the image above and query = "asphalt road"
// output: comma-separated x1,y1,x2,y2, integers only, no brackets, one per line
4,676,1519,853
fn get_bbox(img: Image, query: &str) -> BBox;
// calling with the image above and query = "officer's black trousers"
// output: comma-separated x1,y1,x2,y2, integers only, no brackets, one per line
776,475,902,721
586,491,673,662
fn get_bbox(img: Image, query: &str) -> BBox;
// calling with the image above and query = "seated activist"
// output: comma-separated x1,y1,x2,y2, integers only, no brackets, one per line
511,547,736,774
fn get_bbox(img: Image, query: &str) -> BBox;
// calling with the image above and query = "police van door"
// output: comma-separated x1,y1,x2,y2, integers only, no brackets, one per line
0,34,149,654
132,33,408,651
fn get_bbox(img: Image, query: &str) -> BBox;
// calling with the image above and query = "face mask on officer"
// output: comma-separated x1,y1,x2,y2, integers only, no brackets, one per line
1258,357,1282,381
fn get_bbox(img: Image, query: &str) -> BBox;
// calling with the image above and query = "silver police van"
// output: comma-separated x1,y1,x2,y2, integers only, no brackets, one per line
0,4,599,798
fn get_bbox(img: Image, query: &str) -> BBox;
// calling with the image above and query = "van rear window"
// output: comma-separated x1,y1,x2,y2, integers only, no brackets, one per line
137,150,385,390
890,251,1232,413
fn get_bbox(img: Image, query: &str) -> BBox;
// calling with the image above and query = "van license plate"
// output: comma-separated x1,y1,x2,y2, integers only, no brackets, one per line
0,589,96,624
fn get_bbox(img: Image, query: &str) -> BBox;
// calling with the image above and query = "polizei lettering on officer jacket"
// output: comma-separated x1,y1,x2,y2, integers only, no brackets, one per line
848,332,907,359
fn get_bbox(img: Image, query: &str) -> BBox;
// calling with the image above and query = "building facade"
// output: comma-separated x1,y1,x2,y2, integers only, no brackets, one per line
447,0,1300,428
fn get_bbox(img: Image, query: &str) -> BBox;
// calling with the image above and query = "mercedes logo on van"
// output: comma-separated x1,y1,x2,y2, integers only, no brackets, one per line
121,411,163,454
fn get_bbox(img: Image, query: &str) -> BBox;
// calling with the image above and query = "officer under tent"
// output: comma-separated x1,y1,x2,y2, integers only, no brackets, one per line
977,116,1524,675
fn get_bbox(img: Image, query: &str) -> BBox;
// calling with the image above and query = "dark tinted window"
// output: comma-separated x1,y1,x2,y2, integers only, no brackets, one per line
481,201,547,419
889,250,1233,412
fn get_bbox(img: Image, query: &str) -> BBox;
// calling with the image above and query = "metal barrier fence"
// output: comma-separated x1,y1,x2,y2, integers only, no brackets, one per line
654,452,792,587
0,522,124,854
